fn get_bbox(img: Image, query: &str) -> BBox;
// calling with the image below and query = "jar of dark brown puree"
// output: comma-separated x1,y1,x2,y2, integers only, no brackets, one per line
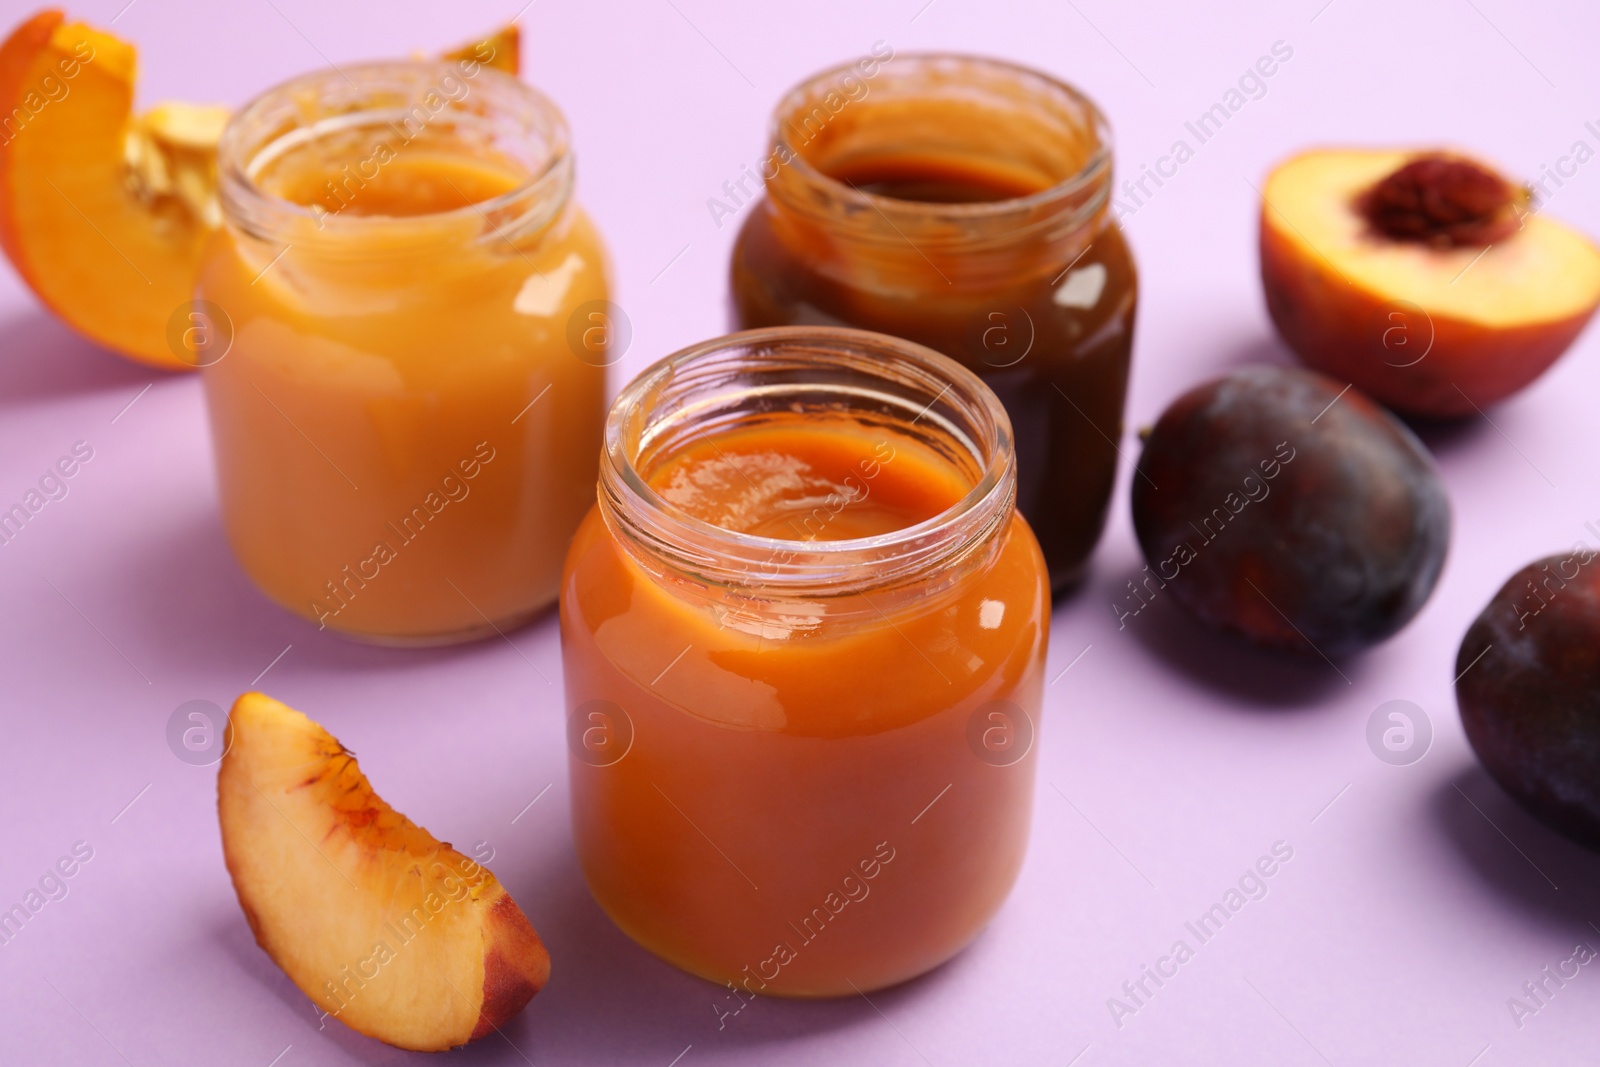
730,53,1136,591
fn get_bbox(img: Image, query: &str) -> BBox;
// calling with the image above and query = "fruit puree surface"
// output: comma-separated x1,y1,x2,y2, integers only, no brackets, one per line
257,148,527,217
647,417,967,539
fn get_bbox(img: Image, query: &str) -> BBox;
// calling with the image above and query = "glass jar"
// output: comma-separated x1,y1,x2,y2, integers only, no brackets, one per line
198,60,610,644
560,326,1049,996
731,54,1136,591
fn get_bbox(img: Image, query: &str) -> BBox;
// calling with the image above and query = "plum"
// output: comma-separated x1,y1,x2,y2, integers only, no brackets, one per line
1456,551,1600,850
1129,366,1450,656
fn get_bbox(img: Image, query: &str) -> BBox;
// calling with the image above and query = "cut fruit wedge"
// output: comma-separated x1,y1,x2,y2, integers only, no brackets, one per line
1259,147,1600,417
0,10,212,369
218,692,549,1052
0,10,522,370
442,22,520,74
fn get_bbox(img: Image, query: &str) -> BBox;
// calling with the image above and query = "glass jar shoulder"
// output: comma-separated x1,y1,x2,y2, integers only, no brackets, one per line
198,201,609,330
560,507,1049,738
732,200,1135,364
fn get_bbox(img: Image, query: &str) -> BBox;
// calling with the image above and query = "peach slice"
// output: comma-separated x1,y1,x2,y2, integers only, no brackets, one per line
1259,147,1600,417
217,692,549,1052
0,10,521,370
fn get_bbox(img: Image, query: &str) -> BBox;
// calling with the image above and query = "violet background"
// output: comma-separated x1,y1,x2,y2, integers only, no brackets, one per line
3,0,1600,1063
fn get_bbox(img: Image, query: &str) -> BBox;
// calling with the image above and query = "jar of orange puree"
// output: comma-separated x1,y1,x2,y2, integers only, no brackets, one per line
198,61,609,643
561,326,1049,996
732,55,1137,591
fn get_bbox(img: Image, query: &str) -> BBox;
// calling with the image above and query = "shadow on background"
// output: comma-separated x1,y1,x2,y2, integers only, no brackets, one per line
106,502,569,696
1428,764,1600,938
95,503,468,696
0,309,165,409
1117,571,1358,711
1401,410,1490,459
507,811,989,1060
498,853,910,1064
1207,332,1299,377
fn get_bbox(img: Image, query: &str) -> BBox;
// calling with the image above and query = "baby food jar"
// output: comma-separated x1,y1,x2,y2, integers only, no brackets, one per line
560,326,1049,996
731,54,1136,591
198,59,610,643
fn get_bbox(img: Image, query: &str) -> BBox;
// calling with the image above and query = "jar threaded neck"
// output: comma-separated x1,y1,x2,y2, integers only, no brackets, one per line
216,60,572,252
598,327,1017,600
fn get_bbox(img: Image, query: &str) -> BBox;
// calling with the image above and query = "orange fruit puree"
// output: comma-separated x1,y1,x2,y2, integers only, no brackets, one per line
199,142,607,641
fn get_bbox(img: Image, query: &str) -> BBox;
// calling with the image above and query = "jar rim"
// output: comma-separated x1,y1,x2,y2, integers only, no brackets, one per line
599,326,1017,598
768,52,1113,227
216,59,572,248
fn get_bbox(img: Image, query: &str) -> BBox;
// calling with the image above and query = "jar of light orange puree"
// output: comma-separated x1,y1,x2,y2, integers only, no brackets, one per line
560,326,1049,996
198,61,610,643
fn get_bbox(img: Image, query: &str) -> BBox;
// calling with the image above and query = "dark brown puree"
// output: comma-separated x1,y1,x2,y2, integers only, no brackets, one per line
732,138,1136,591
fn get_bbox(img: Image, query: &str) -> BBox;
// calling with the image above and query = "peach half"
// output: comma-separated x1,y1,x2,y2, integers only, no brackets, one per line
0,10,519,370
218,692,549,1051
1259,148,1600,418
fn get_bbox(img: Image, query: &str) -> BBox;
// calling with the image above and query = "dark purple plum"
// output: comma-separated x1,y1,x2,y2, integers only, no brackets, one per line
1129,366,1450,656
1457,550,1600,850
